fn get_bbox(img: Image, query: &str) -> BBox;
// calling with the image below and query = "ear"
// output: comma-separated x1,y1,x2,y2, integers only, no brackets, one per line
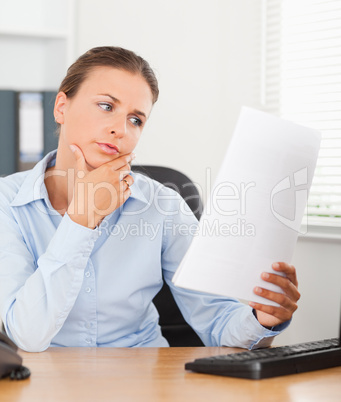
54,92,68,124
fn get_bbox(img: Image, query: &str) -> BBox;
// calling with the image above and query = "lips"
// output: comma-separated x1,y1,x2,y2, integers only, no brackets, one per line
97,142,119,155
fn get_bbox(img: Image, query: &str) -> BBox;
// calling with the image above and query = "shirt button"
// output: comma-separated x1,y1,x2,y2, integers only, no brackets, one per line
85,287,91,293
85,323,91,329
84,271,90,278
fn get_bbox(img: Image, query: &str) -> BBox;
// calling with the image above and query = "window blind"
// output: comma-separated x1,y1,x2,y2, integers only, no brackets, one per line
262,0,341,227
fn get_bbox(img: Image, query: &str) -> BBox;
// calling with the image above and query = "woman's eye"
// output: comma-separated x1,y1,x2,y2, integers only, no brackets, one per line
129,117,142,127
98,103,112,112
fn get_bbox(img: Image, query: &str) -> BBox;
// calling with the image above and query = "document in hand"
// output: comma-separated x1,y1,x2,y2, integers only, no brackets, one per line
173,107,321,305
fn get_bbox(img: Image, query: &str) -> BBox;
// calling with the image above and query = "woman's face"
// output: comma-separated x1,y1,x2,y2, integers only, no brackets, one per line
55,66,153,170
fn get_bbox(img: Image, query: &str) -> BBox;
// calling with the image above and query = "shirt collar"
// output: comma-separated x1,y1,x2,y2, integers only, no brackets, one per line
10,150,149,207
10,151,57,207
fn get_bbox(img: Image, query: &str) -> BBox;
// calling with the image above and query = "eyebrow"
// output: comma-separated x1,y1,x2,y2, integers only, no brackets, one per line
99,93,147,119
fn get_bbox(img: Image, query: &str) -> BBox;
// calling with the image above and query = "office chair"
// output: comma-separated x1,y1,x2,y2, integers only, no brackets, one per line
132,165,204,347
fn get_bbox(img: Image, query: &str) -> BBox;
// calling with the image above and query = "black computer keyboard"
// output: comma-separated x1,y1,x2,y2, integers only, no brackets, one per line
185,338,341,379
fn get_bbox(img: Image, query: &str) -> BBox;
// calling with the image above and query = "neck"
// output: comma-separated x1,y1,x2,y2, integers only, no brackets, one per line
44,142,77,215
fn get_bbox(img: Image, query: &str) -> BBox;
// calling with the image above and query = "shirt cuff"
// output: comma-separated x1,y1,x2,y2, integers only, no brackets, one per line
43,212,101,266
244,307,291,349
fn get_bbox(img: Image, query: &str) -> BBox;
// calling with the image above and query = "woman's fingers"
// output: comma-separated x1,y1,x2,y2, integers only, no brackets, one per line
260,272,301,303
253,286,299,312
249,262,300,328
107,152,136,171
67,150,136,228
249,301,295,323
272,262,298,287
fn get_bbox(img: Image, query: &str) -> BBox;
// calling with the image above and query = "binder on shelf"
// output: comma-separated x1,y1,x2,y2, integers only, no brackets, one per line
0,90,18,176
18,92,44,169
0,90,58,176
43,91,58,155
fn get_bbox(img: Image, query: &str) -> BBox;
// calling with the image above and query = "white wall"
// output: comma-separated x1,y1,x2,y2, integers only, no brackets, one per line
76,0,341,345
76,0,263,201
278,236,341,345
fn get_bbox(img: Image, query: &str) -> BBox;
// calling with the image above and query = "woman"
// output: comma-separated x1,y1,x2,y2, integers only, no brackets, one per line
0,46,300,351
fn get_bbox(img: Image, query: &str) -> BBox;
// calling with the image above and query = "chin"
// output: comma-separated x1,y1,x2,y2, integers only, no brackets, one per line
85,154,118,170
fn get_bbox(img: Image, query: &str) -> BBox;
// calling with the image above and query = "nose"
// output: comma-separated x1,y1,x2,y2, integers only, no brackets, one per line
109,114,127,138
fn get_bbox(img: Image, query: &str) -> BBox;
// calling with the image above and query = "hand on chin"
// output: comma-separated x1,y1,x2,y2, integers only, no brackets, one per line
82,153,118,171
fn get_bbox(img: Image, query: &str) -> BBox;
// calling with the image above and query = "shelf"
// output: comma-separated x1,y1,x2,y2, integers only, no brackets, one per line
0,27,69,39
0,0,76,91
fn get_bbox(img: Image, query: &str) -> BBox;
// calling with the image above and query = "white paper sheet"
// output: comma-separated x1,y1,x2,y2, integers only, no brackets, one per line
173,107,321,306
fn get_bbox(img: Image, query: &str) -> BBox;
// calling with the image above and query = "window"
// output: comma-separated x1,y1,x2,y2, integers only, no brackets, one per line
262,0,341,229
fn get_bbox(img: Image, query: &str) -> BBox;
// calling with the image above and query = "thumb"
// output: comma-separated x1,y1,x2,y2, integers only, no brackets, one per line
70,144,88,174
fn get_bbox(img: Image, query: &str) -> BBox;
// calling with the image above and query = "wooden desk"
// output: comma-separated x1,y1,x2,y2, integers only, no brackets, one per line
1,347,341,401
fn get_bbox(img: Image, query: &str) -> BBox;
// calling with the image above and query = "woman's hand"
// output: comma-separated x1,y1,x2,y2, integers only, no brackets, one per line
249,262,300,329
67,145,135,228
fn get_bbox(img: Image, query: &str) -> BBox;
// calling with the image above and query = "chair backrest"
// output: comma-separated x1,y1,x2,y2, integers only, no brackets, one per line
132,165,204,346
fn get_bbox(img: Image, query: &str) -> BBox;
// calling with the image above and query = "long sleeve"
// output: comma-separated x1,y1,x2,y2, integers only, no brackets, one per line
161,203,290,350
165,272,289,349
0,206,100,352
0,154,291,350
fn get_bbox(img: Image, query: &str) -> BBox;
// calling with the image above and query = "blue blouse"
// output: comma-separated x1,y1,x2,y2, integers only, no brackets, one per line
0,151,288,352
